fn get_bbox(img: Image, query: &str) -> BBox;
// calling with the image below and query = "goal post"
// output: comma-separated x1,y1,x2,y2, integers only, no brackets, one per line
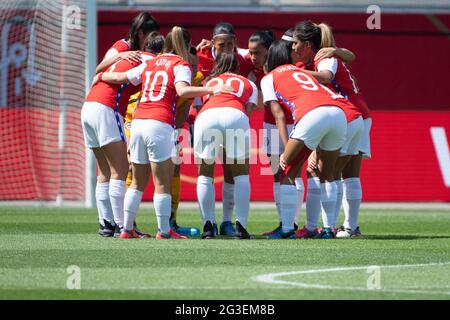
0,0,97,207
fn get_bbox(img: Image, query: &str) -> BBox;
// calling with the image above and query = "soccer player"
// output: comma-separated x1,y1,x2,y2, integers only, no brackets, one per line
293,21,369,239
81,33,161,238
94,26,234,239
194,52,258,239
194,22,253,237
261,41,356,239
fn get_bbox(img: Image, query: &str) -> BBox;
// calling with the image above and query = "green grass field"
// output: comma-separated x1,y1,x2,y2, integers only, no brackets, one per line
0,206,449,300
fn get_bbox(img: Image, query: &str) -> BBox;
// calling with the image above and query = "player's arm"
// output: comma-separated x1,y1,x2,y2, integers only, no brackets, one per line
305,57,337,85
175,81,234,98
245,81,259,117
95,51,141,74
303,70,334,85
269,101,289,147
94,62,145,86
175,100,191,130
314,47,356,65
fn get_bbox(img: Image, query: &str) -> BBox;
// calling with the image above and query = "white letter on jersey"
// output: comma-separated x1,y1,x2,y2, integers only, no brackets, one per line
431,127,450,187
366,5,381,30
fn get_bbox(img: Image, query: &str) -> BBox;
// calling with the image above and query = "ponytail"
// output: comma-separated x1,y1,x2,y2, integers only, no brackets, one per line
163,26,191,62
318,23,336,48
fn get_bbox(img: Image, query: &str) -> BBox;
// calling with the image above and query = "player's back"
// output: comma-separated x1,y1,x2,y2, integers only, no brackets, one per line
134,54,192,125
200,72,257,116
86,52,154,117
266,64,358,123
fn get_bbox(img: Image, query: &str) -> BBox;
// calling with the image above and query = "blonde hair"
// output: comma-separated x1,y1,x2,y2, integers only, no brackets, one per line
318,23,336,48
163,26,191,62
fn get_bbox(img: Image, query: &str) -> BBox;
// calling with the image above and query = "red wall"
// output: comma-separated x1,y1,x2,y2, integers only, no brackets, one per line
97,10,450,201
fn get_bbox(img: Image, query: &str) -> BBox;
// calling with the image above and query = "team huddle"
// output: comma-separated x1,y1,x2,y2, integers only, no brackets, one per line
81,12,371,240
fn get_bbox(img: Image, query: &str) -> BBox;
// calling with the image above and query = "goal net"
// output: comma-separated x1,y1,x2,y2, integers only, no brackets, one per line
0,0,94,203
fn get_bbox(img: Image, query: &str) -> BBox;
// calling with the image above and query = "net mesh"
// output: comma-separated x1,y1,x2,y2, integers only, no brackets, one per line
0,0,87,201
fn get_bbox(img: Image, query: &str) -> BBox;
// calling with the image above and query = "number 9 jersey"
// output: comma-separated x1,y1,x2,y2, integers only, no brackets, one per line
126,53,192,126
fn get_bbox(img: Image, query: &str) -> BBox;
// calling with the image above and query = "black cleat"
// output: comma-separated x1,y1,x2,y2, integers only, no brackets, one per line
234,221,254,240
113,224,124,238
98,219,115,237
201,220,217,239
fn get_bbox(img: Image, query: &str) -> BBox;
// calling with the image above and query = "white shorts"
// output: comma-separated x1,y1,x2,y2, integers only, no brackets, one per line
81,101,125,148
290,106,347,151
359,117,372,158
194,107,250,160
262,122,294,156
340,116,364,156
129,119,175,164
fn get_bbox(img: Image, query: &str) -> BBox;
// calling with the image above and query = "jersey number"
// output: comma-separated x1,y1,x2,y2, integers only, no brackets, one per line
292,72,344,100
141,70,169,102
205,77,245,100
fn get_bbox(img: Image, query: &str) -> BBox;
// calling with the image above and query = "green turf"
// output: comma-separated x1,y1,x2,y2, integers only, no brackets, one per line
0,206,449,300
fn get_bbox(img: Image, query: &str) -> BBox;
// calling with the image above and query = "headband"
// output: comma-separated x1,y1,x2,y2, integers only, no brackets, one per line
281,35,294,42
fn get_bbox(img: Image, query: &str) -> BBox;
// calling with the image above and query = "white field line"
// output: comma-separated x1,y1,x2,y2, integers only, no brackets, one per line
254,262,450,296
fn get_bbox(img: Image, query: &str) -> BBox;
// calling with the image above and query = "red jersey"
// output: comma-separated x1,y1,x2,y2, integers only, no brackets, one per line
126,54,192,126
261,64,360,124
315,57,370,119
86,52,155,117
199,72,258,116
103,39,130,60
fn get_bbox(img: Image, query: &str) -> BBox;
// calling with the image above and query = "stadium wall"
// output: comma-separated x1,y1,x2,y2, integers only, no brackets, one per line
97,10,450,202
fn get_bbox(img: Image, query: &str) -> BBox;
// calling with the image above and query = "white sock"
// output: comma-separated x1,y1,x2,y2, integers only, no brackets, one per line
222,182,234,223
123,188,142,231
306,177,321,231
273,182,281,221
343,178,362,231
321,181,338,228
234,175,250,228
197,176,215,224
294,178,304,225
154,193,172,234
109,179,126,227
95,181,114,225
334,179,344,226
280,184,298,233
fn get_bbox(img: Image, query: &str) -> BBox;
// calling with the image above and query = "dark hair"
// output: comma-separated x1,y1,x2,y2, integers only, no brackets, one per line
249,30,275,49
143,32,164,54
212,22,236,38
266,41,292,72
280,28,294,44
208,52,239,79
293,20,321,50
128,12,160,51
163,26,191,62
189,46,197,55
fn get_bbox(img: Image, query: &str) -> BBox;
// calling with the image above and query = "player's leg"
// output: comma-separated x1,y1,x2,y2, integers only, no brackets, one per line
197,160,217,239
102,140,129,235
221,154,235,236
92,147,115,237
229,160,252,239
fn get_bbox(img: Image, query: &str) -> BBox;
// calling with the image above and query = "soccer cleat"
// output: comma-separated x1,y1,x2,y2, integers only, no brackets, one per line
267,229,297,239
133,222,151,238
262,222,282,236
113,224,124,238
233,221,254,240
213,223,218,237
201,220,217,239
316,227,336,239
156,229,188,240
119,229,141,239
171,220,200,237
219,221,236,236
295,226,319,239
98,219,115,237
336,226,361,238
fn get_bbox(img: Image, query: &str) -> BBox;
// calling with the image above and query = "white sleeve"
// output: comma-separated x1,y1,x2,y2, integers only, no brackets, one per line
247,81,258,105
104,48,119,61
126,62,146,86
317,57,338,76
174,65,192,85
260,74,277,103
